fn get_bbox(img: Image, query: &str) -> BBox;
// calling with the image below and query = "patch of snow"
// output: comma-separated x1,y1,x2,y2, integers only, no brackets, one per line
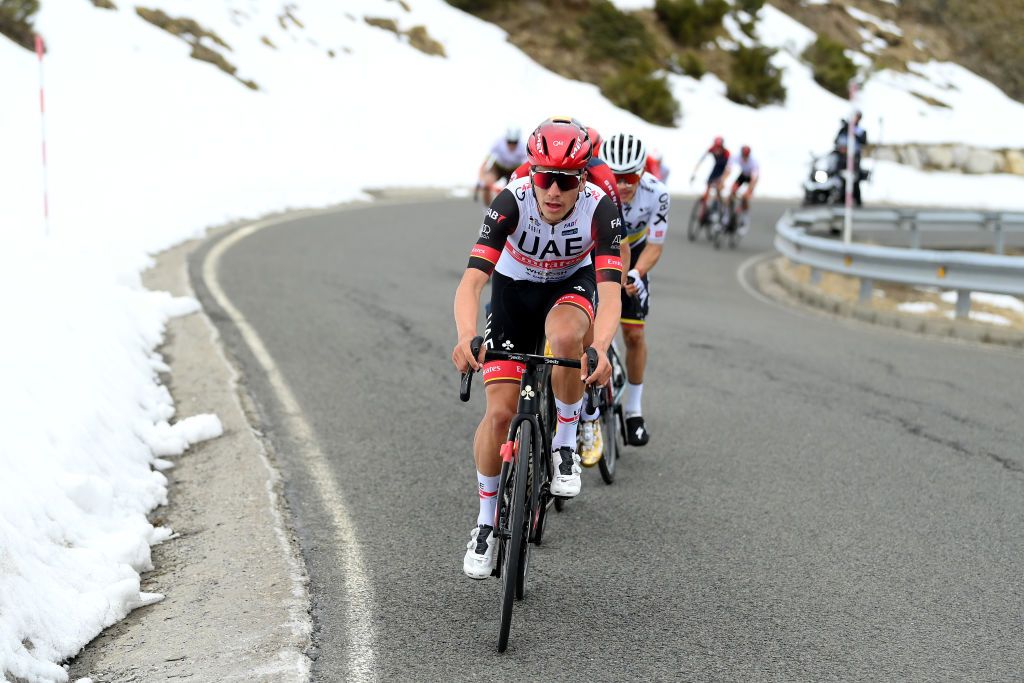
898,301,938,313
944,310,1013,326
608,0,655,9
723,15,756,48
940,291,1024,312
846,6,903,36
757,5,818,54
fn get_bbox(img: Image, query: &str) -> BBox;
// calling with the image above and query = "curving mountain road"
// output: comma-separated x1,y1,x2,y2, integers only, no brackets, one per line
191,196,1023,682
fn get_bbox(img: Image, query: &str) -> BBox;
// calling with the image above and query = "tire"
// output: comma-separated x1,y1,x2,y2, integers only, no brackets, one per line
497,423,529,652
533,375,554,545
514,427,533,601
712,224,723,250
686,201,701,242
597,385,618,485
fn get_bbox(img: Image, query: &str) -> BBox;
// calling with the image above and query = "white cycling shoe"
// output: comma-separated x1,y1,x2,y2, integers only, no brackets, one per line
550,446,582,498
463,525,497,579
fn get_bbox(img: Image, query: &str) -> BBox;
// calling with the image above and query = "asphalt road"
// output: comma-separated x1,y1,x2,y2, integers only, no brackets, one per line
192,196,1023,682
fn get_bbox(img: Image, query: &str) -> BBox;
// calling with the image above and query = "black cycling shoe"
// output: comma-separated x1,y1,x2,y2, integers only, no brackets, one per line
625,416,650,446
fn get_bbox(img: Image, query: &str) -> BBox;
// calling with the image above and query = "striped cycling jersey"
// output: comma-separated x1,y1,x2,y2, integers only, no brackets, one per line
467,174,623,284
621,172,671,260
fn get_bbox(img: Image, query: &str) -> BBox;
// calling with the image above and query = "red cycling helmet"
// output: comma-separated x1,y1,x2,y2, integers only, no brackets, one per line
713,136,725,148
527,117,593,171
586,126,603,154
741,145,751,155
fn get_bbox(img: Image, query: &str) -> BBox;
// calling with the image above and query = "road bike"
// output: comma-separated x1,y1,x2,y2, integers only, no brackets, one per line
713,195,748,250
687,194,722,242
460,336,599,652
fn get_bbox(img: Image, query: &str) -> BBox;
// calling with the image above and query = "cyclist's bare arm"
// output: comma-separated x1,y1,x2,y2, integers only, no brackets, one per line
632,244,662,279
453,190,518,371
619,240,630,286
453,268,489,372
585,196,624,385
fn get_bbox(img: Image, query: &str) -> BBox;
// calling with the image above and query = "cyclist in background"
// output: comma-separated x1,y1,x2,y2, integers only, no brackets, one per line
477,127,527,205
726,145,759,235
590,132,670,450
453,117,622,579
690,136,729,224
644,148,670,183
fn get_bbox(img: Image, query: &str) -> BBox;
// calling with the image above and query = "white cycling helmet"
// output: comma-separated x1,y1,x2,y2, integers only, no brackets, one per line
504,126,521,143
601,133,647,175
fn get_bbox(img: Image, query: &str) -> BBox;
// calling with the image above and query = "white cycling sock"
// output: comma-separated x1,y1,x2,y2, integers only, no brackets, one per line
624,382,644,418
477,472,500,528
551,397,583,450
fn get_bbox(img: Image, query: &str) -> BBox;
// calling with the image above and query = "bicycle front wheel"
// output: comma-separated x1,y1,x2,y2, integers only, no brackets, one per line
498,422,530,652
597,385,618,485
686,201,701,241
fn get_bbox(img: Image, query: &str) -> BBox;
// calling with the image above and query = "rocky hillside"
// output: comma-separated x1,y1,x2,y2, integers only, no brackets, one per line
445,0,1023,122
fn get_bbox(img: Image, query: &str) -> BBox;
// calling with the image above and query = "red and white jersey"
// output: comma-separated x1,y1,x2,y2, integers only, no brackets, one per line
467,174,623,285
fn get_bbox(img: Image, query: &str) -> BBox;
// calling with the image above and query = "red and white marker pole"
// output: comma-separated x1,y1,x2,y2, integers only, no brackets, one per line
843,81,859,245
35,34,50,235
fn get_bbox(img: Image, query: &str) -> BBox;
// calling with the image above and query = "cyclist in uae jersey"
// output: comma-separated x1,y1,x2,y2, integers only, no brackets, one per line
595,132,670,450
453,117,622,580
509,123,629,274
477,127,528,205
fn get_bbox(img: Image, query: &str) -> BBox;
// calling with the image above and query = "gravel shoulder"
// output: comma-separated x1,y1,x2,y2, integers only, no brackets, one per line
68,232,312,682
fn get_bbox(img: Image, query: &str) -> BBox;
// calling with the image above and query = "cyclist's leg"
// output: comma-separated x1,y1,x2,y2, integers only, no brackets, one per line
464,274,542,578
619,275,651,445
481,162,500,205
541,273,595,495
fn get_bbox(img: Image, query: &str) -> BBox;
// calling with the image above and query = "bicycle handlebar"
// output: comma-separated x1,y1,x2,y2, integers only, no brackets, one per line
459,336,601,405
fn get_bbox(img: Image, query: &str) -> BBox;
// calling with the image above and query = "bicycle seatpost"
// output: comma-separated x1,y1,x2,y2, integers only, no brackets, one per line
459,336,485,402
585,347,600,408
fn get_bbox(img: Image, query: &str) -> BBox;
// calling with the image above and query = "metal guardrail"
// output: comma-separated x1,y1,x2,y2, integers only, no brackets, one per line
775,209,1024,318
789,207,1024,254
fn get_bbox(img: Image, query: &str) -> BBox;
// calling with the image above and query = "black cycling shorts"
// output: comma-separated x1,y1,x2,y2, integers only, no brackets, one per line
621,272,650,327
732,174,752,188
482,269,596,385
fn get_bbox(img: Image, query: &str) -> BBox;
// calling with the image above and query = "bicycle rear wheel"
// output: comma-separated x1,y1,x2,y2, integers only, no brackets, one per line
498,422,530,652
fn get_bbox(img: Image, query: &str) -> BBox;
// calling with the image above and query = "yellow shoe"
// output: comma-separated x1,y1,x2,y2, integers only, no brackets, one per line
578,418,603,467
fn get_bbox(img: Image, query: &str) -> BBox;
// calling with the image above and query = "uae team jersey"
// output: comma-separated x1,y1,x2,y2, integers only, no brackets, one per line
621,172,671,260
467,175,623,284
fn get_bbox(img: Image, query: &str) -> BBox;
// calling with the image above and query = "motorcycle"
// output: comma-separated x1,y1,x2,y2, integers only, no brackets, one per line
802,151,844,206
802,149,871,206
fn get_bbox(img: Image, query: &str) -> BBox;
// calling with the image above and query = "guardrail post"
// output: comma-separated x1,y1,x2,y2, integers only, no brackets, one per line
810,268,822,285
992,219,1005,255
955,290,971,319
902,217,920,249
858,278,873,303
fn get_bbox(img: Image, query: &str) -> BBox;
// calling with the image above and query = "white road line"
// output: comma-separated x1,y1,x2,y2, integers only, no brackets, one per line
203,214,377,681
735,250,817,319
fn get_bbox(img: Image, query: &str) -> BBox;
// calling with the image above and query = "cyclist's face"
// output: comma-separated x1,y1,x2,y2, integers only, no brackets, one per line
616,175,639,203
532,167,584,223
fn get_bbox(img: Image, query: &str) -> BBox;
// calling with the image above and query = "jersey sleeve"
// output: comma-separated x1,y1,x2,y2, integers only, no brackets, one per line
646,186,671,245
467,189,518,275
591,195,624,284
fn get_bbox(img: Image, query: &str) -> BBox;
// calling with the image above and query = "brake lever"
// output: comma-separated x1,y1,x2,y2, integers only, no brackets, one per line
459,336,484,402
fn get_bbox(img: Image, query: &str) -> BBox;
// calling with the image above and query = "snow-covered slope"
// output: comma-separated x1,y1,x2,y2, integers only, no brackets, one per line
2,0,1024,680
